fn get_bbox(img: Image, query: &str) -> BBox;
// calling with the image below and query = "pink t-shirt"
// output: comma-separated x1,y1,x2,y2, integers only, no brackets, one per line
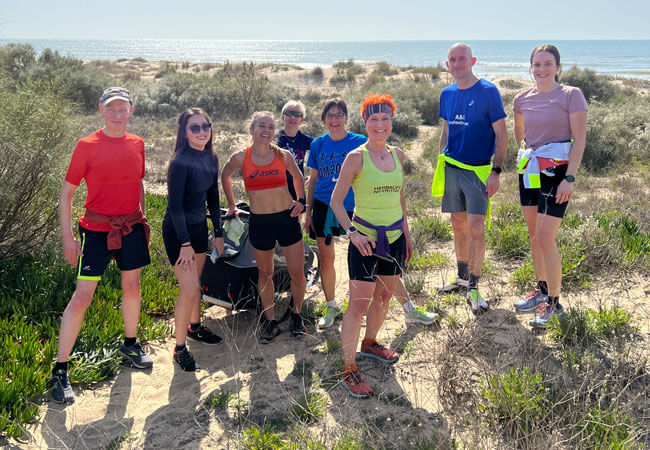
514,85,587,150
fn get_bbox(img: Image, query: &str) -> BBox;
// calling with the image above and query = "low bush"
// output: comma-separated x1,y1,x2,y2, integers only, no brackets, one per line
479,367,548,438
486,204,530,259
561,66,618,103
547,306,636,347
290,391,328,424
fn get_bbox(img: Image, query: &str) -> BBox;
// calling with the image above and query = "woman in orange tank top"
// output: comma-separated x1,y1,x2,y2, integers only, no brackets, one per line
222,111,308,344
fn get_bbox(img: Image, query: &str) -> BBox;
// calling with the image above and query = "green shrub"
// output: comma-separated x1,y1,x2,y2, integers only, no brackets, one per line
373,61,398,77
410,216,452,252
547,306,636,347
204,388,233,411
479,367,548,436
241,425,286,449
290,391,328,424
578,408,642,450
0,43,36,82
403,272,426,295
498,79,523,89
408,251,449,270
561,66,618,103
0,80,78,261
487,204,530,259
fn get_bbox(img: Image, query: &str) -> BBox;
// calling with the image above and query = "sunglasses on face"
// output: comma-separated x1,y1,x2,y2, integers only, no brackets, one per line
284,111,303,118
187,123,211,134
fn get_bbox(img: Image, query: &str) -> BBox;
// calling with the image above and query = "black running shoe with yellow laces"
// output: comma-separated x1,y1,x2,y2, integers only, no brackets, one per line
119,341,154,369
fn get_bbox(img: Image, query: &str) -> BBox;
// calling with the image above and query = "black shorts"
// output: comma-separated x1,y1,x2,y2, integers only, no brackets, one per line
162,217,209,265
348,233,406,282
77,223,150,280
308,198,353,240
249,209,302,251
519,164,569,218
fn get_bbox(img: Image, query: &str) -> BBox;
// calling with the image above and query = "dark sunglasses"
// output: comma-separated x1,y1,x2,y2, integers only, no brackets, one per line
187,123,211,134
283,111,303,118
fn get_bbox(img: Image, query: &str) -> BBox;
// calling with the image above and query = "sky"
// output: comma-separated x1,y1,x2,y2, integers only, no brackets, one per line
1,0,649,40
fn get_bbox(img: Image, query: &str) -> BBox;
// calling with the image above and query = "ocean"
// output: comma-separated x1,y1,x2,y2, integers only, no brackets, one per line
1,39,649,79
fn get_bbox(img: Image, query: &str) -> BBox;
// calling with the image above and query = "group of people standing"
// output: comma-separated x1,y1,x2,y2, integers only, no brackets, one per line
50,42,587,403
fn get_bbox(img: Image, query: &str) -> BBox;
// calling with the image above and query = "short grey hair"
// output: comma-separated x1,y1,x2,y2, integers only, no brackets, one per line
281,100,306,118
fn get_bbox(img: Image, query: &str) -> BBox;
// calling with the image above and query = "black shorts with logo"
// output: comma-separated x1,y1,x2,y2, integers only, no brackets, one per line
519,164,570,218
77,223,150,280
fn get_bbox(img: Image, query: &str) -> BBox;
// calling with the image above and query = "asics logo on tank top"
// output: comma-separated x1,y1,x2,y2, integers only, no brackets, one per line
249,169,280,179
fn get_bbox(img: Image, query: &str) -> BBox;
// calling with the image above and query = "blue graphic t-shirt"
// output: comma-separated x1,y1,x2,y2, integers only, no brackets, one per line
306,132,367,211
275,129,313,200
439,78,506,165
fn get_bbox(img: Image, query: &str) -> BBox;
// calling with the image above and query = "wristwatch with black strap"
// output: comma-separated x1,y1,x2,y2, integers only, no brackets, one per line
564,175,576,182
346,226,357,237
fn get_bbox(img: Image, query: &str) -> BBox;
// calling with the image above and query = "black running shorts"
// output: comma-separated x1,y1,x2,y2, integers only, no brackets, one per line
162,217,209,266
249,209,302,251
519,163,570,218
348,233,406,282
77,223,150,280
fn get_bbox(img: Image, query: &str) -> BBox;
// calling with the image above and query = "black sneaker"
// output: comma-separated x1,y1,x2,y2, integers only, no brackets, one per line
260,319,281,344
51,369,75,404
291,312,307,338
173,347,196,372
119,341,154,369
187,324,223,345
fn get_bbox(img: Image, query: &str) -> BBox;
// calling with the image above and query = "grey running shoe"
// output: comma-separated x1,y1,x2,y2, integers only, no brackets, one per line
51,369,75,404
173,347,196,372
436,277,469,293
119,341,154,369
405,306,438,325
467,289,489,315
530,303,566,329
318,305,342,329
514,289,549,312
260,319,281,344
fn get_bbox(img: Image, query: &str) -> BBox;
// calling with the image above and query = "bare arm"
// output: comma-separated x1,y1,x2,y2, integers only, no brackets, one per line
556,109,588,204
221,151,244,213
59,181,82,266
331,151,374,257
439,119,449,153
304,167,319,232
281,149,305,200
486,118,508,198
514,113,525,148
140,181,146,212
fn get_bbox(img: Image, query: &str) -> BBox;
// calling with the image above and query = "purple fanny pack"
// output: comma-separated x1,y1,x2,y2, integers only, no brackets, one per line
352,215,403,259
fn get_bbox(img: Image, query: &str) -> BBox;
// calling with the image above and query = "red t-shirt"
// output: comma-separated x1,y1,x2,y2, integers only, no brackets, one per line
65,130,145,232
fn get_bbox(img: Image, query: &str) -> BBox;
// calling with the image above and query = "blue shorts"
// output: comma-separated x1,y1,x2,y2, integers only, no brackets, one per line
77,223,150,280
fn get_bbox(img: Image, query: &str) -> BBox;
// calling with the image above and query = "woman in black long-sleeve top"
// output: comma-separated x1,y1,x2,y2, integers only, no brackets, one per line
162,107,225,371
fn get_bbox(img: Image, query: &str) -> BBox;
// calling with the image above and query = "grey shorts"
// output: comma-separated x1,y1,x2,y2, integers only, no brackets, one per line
441,163,488,215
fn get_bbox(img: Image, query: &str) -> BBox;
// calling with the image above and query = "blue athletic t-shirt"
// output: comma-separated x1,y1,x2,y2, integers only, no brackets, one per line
306,132,367,211
439,78,506,164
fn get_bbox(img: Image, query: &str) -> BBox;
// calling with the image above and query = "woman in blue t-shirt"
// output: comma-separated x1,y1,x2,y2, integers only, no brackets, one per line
305,99,366,328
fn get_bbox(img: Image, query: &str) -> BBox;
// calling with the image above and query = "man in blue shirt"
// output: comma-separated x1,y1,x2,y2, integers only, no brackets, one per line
437,43,508,315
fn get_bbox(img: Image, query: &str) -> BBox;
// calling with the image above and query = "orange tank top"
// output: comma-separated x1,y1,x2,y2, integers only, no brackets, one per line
242,145,289,192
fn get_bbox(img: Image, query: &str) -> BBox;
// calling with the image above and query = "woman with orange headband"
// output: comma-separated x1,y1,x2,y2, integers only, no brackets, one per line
330,94,412,398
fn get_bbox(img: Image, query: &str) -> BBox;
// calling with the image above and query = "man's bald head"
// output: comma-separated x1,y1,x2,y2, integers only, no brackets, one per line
448,42,473,59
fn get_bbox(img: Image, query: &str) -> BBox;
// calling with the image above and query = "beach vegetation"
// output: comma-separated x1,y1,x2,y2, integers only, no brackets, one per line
561,66,619,103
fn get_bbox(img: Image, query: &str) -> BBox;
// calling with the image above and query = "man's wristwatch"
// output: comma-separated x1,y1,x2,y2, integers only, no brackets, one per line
346,226,357,237
491,166,502,174
564,175,576,183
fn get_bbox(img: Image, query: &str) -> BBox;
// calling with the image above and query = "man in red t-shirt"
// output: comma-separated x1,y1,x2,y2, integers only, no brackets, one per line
51,87,152,405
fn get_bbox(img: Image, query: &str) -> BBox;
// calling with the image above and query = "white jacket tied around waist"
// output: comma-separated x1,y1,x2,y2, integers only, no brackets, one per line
517,141,572,189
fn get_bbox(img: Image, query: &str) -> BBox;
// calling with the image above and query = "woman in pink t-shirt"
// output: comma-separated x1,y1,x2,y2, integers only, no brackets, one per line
512,44,588,328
